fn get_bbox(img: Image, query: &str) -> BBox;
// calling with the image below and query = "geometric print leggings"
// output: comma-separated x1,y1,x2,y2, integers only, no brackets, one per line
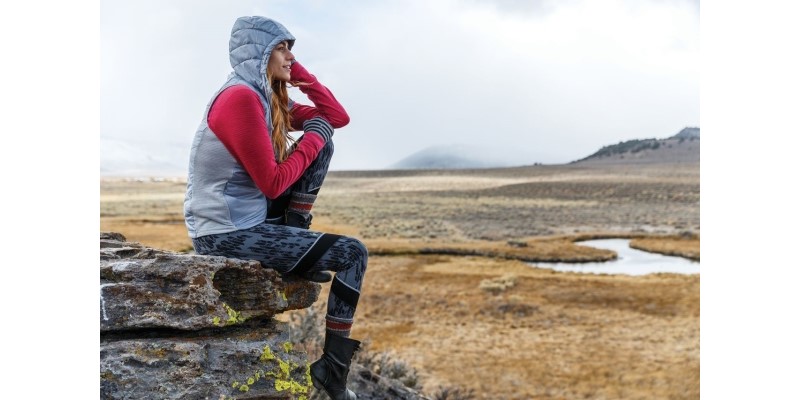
192,222,368,330
191,140,367,332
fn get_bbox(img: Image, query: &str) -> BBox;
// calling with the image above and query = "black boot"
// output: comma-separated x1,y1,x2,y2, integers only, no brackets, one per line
285,211,313,229
311,334,360,400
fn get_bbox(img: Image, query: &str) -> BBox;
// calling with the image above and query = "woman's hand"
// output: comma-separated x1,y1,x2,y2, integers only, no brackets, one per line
289,60,350,129
289,60,314,86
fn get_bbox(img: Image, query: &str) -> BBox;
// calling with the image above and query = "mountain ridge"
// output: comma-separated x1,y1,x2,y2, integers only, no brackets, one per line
388,128,700,170
571,127,700,165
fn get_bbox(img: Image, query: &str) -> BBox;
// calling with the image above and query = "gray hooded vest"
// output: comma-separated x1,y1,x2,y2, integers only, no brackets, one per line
184,16,296,238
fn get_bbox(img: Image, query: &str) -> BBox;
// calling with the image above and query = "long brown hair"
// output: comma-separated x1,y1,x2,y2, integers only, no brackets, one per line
266,70,295,162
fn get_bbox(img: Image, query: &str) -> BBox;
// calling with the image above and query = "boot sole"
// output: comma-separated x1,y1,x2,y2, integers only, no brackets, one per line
311,374,356,400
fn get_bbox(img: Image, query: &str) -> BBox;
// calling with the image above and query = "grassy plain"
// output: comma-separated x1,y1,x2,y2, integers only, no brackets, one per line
100,161,700,399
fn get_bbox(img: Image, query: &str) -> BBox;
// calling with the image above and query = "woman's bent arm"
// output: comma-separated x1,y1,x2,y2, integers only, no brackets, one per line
208,85,326,199
289,61,350,130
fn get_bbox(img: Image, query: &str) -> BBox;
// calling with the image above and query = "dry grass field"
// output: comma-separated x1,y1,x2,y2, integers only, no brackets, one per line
100,161,700,399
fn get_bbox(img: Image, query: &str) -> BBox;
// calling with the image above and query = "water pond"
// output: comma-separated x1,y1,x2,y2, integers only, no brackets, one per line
531,238,699,276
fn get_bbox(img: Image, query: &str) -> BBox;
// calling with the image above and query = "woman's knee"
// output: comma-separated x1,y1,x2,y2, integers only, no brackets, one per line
317,140,334,162
323,139,334,153
343,236,368,270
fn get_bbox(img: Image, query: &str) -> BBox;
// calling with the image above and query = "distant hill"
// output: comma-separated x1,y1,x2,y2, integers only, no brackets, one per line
389,144,529,170
673,127,700,139
572,127,700,165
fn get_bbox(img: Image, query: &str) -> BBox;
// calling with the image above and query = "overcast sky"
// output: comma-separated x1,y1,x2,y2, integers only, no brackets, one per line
101,0,699,173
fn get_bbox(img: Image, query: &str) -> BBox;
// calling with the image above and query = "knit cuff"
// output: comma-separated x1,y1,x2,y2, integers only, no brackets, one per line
325,315,354,337
303,117,334,143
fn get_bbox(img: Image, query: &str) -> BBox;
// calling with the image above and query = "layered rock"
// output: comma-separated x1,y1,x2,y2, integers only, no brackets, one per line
100,232,321,400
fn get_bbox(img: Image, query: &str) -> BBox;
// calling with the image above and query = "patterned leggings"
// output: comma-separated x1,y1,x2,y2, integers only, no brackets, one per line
192,140,367,328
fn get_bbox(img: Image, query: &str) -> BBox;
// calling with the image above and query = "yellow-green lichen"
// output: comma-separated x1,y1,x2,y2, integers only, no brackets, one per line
275,379,309,394
270,357,308,395
260,345,276,362
275,380,291,391
231,381,240,388
212,316,221,326
278,358,290,377
281,291,288,301
229,343,310,396
222,303,245,324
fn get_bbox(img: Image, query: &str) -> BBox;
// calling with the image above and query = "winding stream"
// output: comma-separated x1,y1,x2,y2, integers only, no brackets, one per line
531,239,700,276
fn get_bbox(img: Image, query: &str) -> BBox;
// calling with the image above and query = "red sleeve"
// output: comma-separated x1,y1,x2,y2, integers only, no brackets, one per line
208,85,326,199
289,61,350,131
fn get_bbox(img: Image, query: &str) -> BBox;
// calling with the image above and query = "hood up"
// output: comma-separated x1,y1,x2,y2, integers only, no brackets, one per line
228,16,295,97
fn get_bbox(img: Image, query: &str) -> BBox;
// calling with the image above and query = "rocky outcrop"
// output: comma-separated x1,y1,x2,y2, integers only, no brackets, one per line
348,364,430,400
100,232,321,399
100,232,438,400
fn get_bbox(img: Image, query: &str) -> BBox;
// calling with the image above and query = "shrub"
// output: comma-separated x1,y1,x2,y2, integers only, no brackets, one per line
287,305,424,393
288,303,325,359
479,275,517,295
432,386,477,400
357,346,422,390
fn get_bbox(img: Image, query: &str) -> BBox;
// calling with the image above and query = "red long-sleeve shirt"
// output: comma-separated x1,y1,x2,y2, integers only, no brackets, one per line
207,61,349,199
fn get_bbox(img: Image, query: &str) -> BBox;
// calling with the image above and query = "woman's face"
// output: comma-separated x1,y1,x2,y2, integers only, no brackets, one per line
268,41,294,82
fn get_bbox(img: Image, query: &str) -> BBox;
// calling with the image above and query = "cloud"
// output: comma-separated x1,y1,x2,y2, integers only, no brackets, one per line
315,0,699,168
101,0,698,173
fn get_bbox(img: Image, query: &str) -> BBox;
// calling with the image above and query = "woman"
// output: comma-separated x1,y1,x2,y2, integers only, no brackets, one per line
184,16,365,400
